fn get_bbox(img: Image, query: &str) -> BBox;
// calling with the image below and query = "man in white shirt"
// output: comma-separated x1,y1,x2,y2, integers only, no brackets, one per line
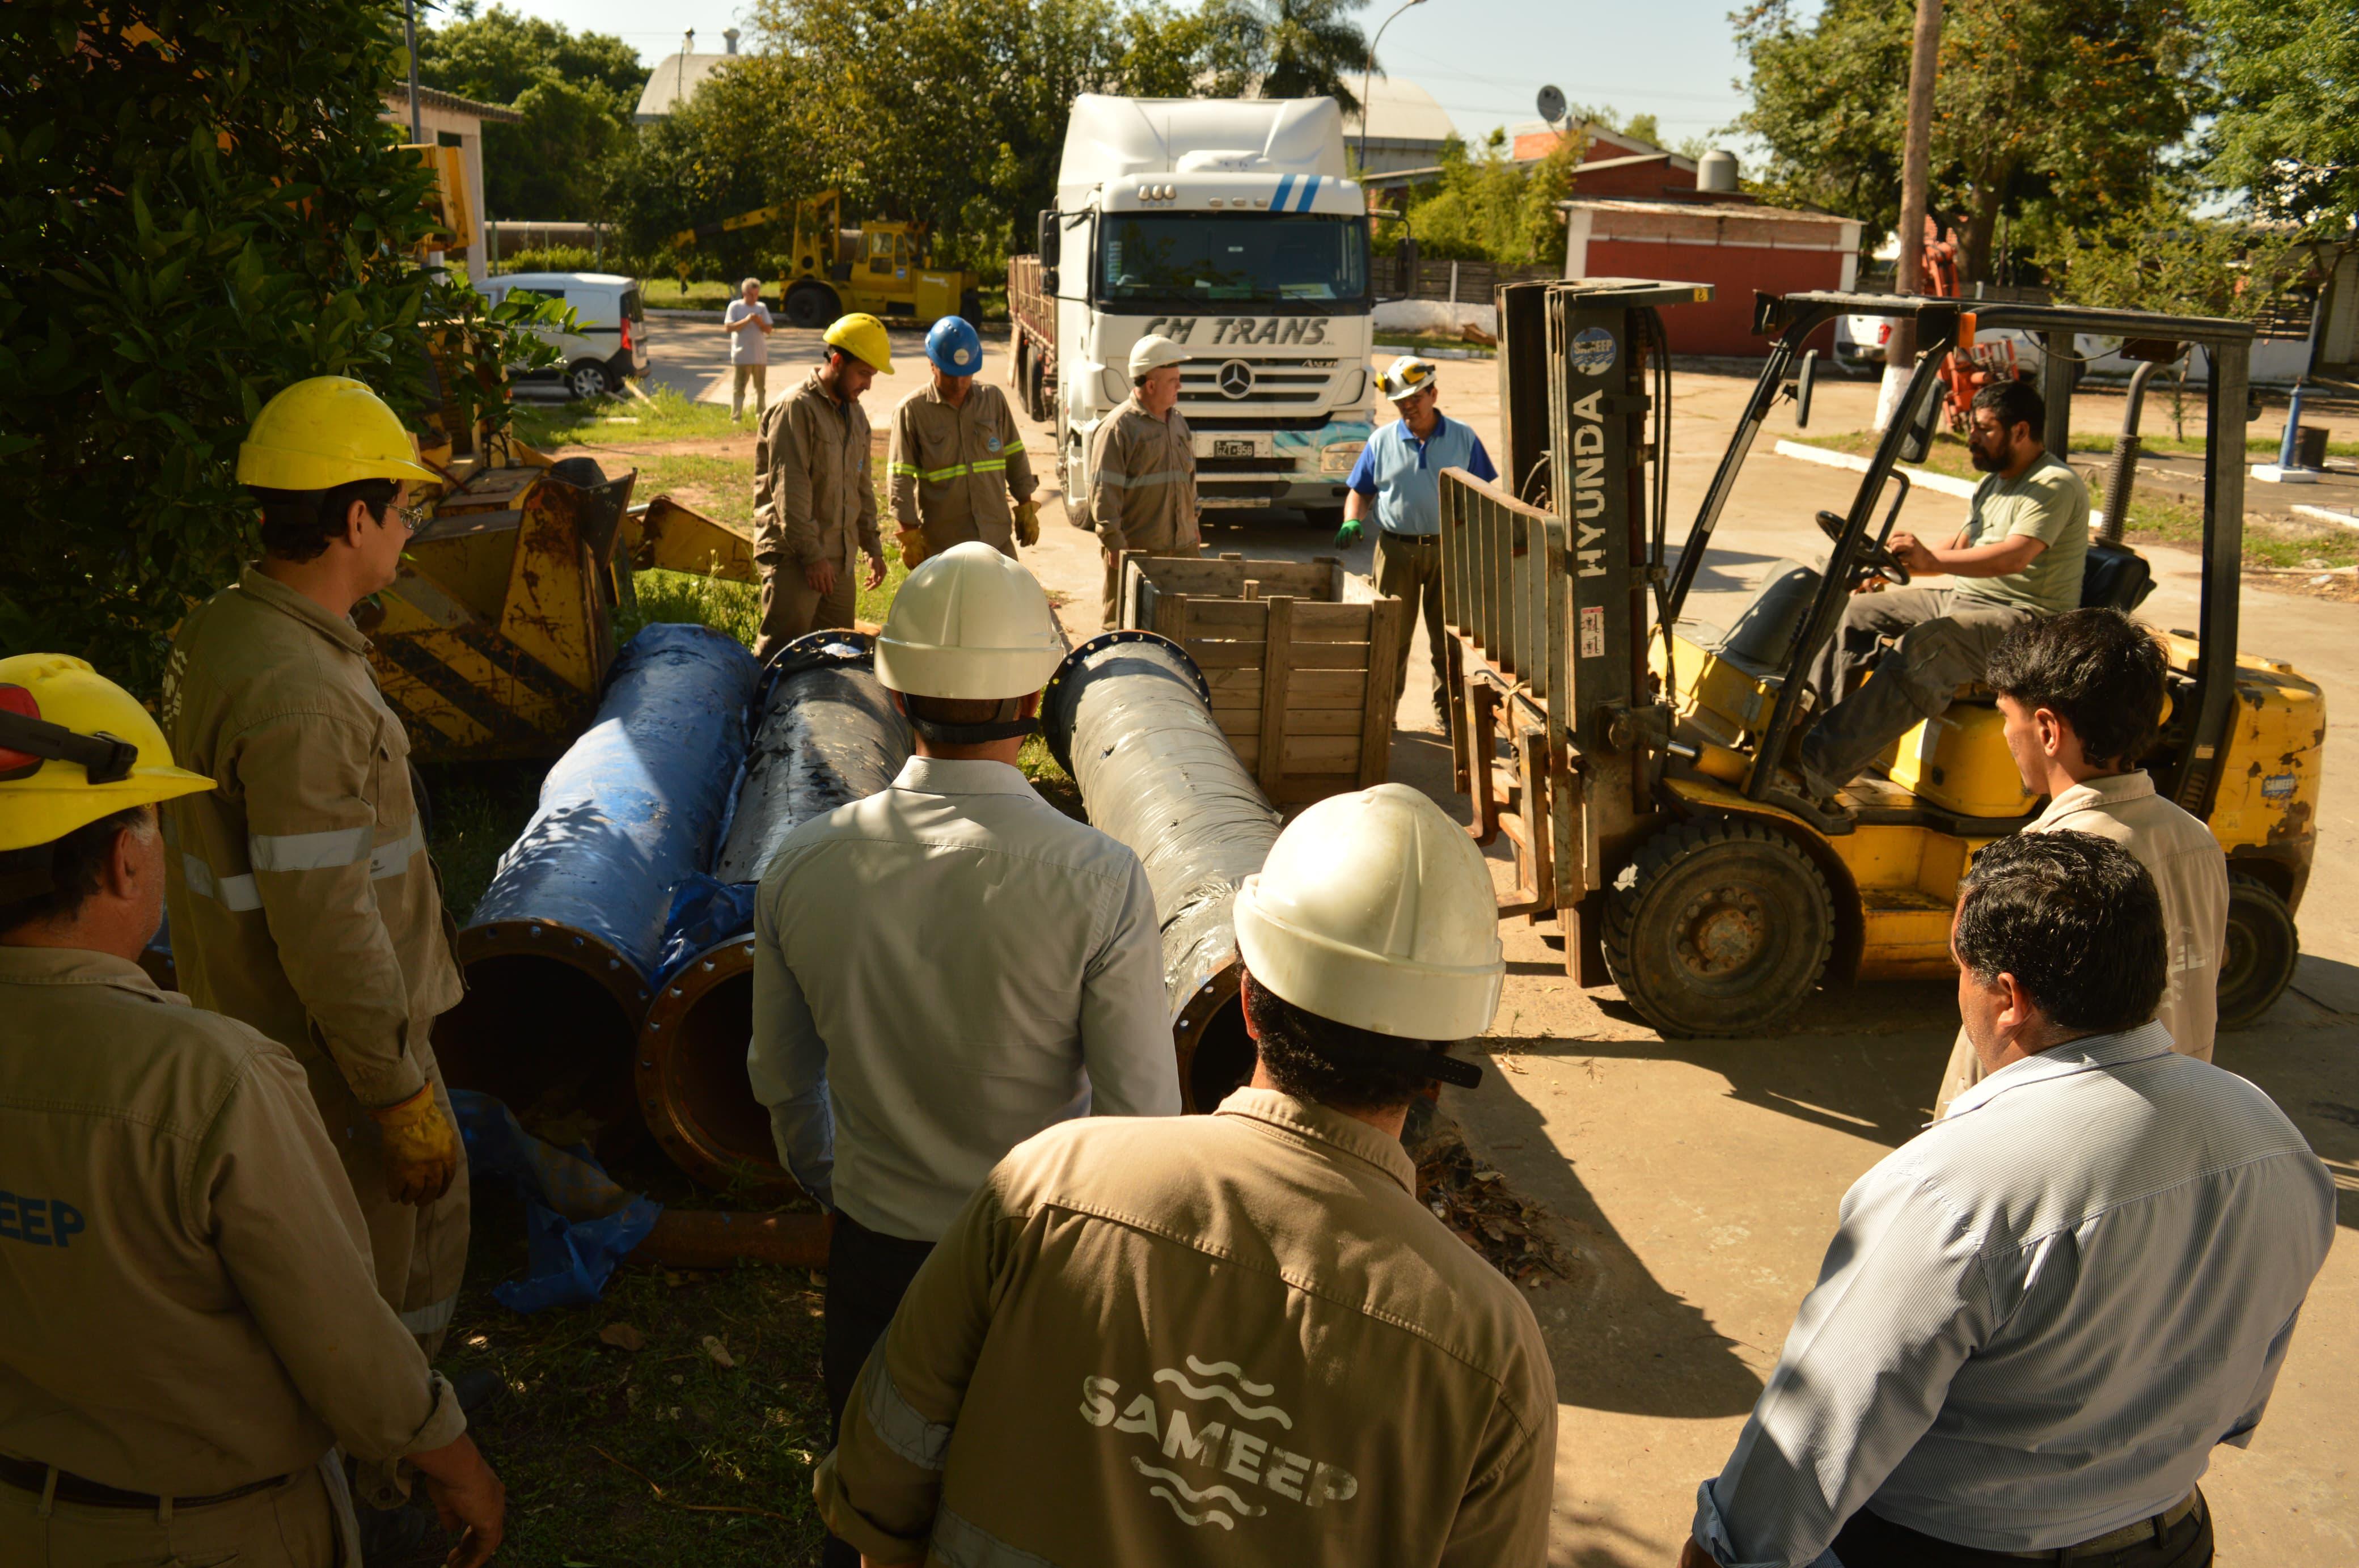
722,277,773,422
745,543,1180,1568
1934,607,2229,1114
1684,831,2333,1568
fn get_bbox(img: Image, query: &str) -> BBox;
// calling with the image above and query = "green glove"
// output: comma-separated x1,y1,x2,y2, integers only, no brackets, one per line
1334,517,1364,548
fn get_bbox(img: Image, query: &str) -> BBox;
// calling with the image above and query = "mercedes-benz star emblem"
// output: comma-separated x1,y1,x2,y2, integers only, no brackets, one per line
1216,359,1255,399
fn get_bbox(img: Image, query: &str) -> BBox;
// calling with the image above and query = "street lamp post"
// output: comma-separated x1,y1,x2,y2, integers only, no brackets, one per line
1358,0,1427,176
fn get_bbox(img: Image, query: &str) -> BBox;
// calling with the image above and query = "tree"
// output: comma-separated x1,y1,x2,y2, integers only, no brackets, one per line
1383,129,1588,266
417,3,646,219
2197,0,2359,230
0,4,535,691
1200,0,1372,113
1732,0,2203,282
2045,195,2294,319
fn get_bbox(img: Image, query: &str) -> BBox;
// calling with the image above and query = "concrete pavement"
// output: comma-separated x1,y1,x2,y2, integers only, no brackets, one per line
633,311,2359,1564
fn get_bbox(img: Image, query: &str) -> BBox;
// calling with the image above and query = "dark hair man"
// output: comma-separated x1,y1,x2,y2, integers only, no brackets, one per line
1933,608,2229,1113
1800,379,2091,797
0,656,503,1567
1684,831,2332,1568
752,312,893,658
811,784,1556,1566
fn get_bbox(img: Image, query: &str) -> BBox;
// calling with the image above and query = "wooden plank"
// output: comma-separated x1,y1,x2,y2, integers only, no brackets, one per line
1290,641,1374,671
1132,559,1245,599
1283,734,1363,769
1256,596,1295,796
1267,774,1359,805
1292,602,1373,641
1226,736,1261,767
1214,711,1261,738
1180,640,1267,669
1287,669,1366,704
1204,669,1264,701
1279,708,1361,736
1359,594,1402,787
1186,601,1271,637
1152,586,1185,643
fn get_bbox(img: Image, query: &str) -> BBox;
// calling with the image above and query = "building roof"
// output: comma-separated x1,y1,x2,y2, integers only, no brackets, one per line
635,53,735,120
1338,76,1457,146
382,86,522,125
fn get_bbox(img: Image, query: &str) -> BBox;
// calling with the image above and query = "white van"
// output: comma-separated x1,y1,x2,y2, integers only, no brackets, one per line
487,272,649,399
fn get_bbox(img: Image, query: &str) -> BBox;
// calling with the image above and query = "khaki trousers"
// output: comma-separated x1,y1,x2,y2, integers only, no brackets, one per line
0,1461,345,1568
731,363,768,421
306,1049,469,1361
1800,587,2037,790
755,561,858,661
1374,530,1447,712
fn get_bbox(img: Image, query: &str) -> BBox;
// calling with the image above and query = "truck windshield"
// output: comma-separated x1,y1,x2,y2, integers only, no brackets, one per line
1098,214,1368,306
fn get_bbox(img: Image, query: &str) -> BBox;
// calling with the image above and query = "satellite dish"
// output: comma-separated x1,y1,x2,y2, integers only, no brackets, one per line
1536,84,1567,125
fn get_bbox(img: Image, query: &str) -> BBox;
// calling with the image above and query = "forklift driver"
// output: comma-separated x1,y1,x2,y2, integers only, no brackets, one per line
1798,381,2090,797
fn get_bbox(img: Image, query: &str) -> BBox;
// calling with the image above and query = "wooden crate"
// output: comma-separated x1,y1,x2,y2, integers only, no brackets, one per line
1118,551,1406,805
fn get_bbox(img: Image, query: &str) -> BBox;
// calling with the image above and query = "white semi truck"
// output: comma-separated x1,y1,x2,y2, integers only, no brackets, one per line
1007,94,1376,531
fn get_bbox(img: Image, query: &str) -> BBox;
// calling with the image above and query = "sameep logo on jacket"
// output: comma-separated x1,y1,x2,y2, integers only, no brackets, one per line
1080,1354,1359,1529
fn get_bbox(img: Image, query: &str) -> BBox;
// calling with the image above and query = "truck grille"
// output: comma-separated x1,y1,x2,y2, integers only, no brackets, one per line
1180,354,1335,407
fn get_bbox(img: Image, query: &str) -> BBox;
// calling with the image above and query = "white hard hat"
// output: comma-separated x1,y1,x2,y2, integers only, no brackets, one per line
1376,354,1439,400
1234,784,1504,1040
1128,335,1190,379
874,542,1065,700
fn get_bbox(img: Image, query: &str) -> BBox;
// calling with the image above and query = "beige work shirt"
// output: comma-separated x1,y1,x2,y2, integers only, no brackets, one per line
1938,769,2230,1114
888,381,1036,556
0,946,464,1495
1088,395,1199,555
161,567,462,1110
815,1089,1558,1566
756,369,883,576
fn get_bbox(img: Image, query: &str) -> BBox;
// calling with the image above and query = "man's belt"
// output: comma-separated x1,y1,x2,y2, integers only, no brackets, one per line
1381,530,1439,544
1992,1490,2201,1560
0,1454,289,1511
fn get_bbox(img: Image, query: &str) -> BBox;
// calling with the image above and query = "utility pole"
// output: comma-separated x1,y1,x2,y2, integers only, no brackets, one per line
1875,0,1943,432
404,0,422,145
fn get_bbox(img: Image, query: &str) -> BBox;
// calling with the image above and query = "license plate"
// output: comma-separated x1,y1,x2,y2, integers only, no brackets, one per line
1213,438,1257,458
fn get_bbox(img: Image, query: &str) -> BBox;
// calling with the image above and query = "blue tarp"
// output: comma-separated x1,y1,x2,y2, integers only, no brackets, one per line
452,1090,663,1313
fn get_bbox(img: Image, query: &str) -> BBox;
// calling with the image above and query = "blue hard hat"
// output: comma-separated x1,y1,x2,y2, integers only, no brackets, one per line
925,316,983,376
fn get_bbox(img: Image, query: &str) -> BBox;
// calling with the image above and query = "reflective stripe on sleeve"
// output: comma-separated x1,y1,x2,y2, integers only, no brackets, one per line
1094,468,1187,491
180,853,263,913
398,1292,458,1336
246,821,425,880
889,462,920,477
367,822,427,880
1000,439,1025,455
864,1364,954,1471
932,1508,1061,1568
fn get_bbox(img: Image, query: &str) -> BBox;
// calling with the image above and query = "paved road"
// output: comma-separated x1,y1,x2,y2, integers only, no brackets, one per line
633,312,2359,1565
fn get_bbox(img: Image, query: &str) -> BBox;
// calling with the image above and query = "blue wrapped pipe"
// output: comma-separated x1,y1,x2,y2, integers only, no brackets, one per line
433,622,760,1141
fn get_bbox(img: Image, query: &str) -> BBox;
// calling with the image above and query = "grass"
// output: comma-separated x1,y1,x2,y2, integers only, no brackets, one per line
513,386,741,450
1372,329,1496,360
1791,429,2359,571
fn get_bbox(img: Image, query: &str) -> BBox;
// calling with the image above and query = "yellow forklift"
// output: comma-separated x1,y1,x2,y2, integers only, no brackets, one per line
670,188,983,328
1441,281,2323,1038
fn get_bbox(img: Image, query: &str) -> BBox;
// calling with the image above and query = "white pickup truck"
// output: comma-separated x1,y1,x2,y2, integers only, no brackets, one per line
1007,94,1376,530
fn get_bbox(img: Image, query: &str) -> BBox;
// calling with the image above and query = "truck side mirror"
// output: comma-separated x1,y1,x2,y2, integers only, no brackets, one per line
1792,349,1818,429
1038,210,1060,268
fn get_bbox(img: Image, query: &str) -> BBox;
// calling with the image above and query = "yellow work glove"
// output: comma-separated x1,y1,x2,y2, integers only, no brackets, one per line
370,1084,459,1206
1014,499,1042,548
895,526,931,570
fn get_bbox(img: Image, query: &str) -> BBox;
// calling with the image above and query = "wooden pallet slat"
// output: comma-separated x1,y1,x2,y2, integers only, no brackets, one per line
1255,596,1295,796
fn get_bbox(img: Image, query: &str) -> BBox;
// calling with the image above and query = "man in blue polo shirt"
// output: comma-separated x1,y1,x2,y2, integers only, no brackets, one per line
1342,355,1497,729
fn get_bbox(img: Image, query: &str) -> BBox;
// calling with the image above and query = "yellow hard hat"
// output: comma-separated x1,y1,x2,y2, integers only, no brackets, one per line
823,312,894,375
236,375,441,491
0,655,214,853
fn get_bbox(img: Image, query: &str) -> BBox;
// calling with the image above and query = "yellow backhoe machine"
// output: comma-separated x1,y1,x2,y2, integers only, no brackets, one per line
670,188,983,328
1440,281,2322,1038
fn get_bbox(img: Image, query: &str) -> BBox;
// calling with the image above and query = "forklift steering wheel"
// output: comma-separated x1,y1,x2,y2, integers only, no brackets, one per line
1815,510,1911,587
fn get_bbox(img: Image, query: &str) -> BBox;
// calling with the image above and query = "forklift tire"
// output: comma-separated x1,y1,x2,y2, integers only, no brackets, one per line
784,284,837,329
1603,819,1835,1038
2218,873,2299,1029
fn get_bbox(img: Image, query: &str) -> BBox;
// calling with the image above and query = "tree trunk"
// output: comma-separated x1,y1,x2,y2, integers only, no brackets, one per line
1959,179,2006,289
1876,0,1946,432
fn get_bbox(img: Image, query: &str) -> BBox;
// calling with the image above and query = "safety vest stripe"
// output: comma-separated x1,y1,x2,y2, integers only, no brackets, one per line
1094,468,1188,491
399,1292,459,1336
889,462,920,477
970,459,1006,474
180,853,262,913
918,464,971,481
1000,439,1025,455
932,1507,1057,1568
865,1365,953,1471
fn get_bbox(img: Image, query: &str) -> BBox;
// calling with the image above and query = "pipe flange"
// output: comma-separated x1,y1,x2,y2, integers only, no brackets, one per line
1040,629,1211,774
758,628,878,706
634,933,805,1201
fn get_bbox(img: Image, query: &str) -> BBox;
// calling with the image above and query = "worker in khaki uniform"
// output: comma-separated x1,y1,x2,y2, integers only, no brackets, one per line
1934,607,2228,1114
754,312,891,659
1088,334,1200,627
750,543,1180,1568
161,379,470,1383
816,784,1558,1567
0,654,504,1568
887,316,1040,567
